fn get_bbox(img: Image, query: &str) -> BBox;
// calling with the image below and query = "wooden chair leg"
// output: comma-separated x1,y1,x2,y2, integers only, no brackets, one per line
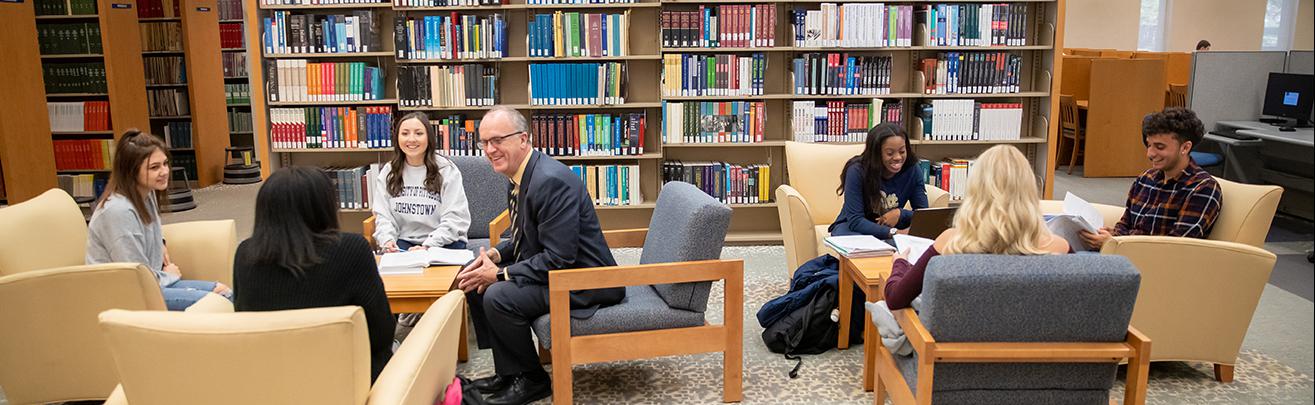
550,348,572,405
1214,363,1234,383
1067,135,1081,174
873,354,888,405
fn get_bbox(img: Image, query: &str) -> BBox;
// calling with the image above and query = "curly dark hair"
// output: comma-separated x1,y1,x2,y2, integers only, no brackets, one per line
1142,107,1204,149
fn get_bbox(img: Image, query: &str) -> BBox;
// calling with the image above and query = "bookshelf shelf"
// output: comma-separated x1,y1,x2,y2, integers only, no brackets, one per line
228,103,252,107
151,115,193,120
520,2,661,9
47,93,110,98
911,137,1047,145
339,208,372,214
269,99,401,107
273,148,394,153
398,102,663,112
259,3,393,10
142,51,185,55
35,14,99,20
146,83,189,88
221,48,246,52
663,141,787,148
398,55,663,64
660,45,1056,53
918,91,1049,99
218,19,243,23
40,53,104,59
139,17,182,22
555,153,664,161
264,51,396,59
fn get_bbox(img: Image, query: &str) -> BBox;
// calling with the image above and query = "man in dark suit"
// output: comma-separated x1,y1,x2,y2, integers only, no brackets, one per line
456,106,625,405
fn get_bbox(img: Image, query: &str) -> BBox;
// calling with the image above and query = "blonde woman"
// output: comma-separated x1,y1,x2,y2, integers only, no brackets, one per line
883,145,1070,309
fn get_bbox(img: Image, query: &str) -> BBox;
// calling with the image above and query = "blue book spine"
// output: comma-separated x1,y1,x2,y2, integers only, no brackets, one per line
275,12,286,53
263,17,273,53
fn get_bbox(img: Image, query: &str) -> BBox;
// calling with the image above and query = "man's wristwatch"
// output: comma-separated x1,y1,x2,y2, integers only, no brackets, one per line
497,267,509,282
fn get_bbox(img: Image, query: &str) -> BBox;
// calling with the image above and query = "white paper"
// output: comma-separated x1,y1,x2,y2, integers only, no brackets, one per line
893,234,935,264
1045,192,1106,252
825,235,897,257
377,248,475,274
1062,192,1103,233
425,247,476,266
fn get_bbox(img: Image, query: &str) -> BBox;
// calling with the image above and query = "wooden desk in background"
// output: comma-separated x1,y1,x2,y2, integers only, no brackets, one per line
1077,100,1088,109
381,264,469,362
836,254,893,392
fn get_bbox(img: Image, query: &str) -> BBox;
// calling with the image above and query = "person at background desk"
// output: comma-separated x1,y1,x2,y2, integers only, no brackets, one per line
1196,40,1211,51
1080,108,1223,250
455,106,625,405
829,123,929,240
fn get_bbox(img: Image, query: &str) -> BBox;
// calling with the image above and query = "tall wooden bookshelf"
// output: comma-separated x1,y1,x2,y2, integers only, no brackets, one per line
1,0,58,204
245,0,1065,242
138,0,232,187
220,0,257,153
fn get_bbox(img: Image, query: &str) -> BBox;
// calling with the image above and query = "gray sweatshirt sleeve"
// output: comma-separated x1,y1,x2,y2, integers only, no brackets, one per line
422,164,472,247
88,203,176,286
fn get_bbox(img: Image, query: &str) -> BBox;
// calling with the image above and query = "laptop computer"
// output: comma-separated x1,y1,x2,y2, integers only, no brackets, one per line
906,207,958,239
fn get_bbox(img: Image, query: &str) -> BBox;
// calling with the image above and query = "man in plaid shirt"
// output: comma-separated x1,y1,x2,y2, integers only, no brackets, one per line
1080,108,1223,250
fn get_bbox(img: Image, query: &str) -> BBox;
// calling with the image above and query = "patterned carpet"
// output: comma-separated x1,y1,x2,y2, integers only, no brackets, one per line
452,246,1315,404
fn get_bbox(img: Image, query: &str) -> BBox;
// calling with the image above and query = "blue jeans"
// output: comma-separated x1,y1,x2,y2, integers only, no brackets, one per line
396,240,468,251
162,279,231,311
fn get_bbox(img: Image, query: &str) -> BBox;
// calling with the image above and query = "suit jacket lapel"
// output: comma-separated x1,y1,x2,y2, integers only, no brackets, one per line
510,151,540,260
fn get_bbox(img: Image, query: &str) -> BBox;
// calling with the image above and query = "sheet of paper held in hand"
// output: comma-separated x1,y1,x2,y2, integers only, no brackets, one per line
893,234,935,264
1046,192,1105,251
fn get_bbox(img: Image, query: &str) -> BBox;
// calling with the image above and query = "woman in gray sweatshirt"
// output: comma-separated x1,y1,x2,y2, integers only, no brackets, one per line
86,130,232,310
372,112,472,252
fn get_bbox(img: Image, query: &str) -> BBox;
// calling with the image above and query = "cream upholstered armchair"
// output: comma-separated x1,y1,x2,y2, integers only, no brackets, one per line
1043,178,1283,382
0,189,238,288
776,142,950,276
0,263,228,405
100,292,466,405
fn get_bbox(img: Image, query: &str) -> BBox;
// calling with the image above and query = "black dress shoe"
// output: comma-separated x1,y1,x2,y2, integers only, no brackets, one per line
485,373,552,405
470,374,511,394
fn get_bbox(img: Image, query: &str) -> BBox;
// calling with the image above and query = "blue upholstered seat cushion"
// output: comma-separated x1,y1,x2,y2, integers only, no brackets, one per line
640,182,732,312
891,254,1140,401
450,156,509,240
1191,151,1223,167
532,285,705,349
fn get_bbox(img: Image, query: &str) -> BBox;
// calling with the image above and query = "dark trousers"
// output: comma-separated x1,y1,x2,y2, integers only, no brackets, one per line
466,281,550,377
395,239,469,251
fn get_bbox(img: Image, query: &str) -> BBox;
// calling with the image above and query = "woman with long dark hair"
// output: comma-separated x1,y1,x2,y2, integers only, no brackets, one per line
829,123,929,239
372,111,471,252
233,166,396,381
86,129,231,311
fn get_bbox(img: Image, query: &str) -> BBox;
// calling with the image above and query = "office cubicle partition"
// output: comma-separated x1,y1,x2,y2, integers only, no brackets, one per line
1187,51,1288,131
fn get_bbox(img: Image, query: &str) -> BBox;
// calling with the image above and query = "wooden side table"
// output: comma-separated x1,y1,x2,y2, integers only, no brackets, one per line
836,255,893,392
381,265,469,362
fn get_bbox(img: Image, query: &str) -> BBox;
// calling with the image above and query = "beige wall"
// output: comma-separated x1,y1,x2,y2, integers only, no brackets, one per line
1297,0,1314,50
1165,0,1266,51
1064,0,1141,50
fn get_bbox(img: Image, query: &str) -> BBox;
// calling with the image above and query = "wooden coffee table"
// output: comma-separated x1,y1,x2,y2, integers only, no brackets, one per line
381,264,468,362
835,254,893,392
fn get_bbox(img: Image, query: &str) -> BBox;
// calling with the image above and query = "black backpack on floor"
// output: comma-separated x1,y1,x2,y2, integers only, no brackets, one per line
761,285,841,378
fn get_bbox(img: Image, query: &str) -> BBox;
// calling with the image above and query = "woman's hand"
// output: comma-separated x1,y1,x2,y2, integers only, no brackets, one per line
382,241,400,253
407,245,429,252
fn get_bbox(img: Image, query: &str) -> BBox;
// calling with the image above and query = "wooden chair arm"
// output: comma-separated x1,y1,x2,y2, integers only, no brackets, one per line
363,215,376,248
547,259,743,293
602,228,648,248
894,308,935,356
489,209,510,247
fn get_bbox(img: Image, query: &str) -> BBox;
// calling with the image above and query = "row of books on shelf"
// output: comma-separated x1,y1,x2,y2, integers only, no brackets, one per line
531,112,647,157
172,155,199,181
924,3,1030,47
34,0,97,16
660,6,778,49
36,23,102,55
399,65,498,108
218,0,245,21
230,110,254,132
226,83,252,105
921,52,1022,94
223,53,249,78
790,99,901,143
921,158,972,200
161,122,194,149
661,101,764,144
48,101,111,132
57,174,106,202
148,88,190,117
433,115,480,156
327,166,371,210
43,62,107,94
527,0,634,4
528,62,625,105
662,161,771,205
393,0,506,7
266,60,388,102
261,0,387,5
661,53,766,97
791,4,913,48
140,22,183,52
792,53,892,96
53,140,114,171
263,11,383,54
916,100,1023,141
220,22,246,49
394,14,508,60
528,11,628,58
137,0,182,18
269,106,395,149
144,56,186,85
570,164,642,206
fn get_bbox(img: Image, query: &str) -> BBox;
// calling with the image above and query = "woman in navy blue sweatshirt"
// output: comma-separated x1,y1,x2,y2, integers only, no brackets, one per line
830,123,928,240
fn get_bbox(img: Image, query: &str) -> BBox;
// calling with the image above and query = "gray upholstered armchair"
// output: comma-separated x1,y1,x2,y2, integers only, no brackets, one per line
365,155,510,253
872,254,1151,405
531,181,745,404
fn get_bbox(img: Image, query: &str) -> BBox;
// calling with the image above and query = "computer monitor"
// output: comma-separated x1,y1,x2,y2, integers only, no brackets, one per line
1261,72,1315,131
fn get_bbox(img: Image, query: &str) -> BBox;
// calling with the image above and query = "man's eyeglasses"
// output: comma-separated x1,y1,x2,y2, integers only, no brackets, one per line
475,131,525,149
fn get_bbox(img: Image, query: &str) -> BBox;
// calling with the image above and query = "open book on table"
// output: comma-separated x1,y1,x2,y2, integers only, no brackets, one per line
1045,192,1105,252
378,248,476,275
825,235,897,258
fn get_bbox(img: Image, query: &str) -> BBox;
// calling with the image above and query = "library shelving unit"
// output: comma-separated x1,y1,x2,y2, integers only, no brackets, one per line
245,0,1064,242
21,0,150,206
138,0,232,187
2,0,58,204
220,0,257,153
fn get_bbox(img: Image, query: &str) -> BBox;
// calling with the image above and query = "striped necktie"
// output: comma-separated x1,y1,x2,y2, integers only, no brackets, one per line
508,186,520,261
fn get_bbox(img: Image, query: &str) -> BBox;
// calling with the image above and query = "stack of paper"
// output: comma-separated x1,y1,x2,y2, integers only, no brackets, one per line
377,248,476,275
825,235,897,258
1045,192,1105,252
